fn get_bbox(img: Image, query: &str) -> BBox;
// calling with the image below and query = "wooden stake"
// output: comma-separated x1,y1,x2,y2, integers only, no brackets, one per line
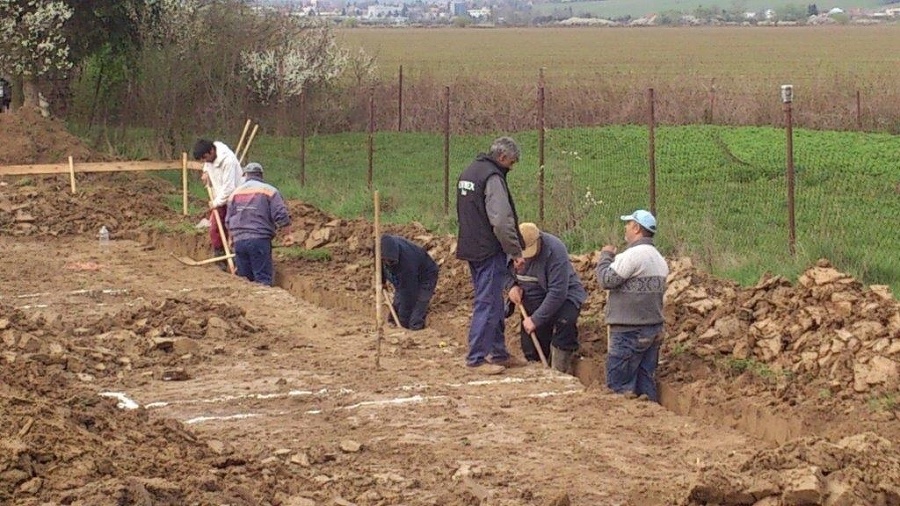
206,185,236,274
68,156,75,194
239,124,259,165
235,118,252,155
181,152,188,215
374,190,383,369
518,304,549,367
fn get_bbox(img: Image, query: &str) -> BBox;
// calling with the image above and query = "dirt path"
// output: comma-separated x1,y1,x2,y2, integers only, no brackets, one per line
1,236,762,505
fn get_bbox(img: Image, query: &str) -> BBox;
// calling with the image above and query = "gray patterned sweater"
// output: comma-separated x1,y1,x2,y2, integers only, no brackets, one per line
595,238,668,331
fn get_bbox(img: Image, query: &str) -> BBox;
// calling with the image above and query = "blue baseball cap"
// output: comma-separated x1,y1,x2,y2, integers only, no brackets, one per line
620,210,657,233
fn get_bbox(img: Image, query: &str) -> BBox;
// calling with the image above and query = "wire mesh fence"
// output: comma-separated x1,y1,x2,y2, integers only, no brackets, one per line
283,78,899,290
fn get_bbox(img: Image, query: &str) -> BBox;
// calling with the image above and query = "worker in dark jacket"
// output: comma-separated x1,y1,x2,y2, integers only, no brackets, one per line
225,162,292,286
507,223,586,373
381,234,440,331
456,137,525,375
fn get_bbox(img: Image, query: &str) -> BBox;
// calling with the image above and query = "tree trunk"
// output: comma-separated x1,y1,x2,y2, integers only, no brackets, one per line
10,76,24,111
22,77,39,109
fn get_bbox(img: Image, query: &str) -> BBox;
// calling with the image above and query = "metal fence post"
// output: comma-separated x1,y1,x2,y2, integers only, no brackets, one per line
538,68,546,224
368,86,375,190
648,88,656,215
299,91,306,187
856,90,862,130
443,86,450,217
782,85,796,256
398,65,403,132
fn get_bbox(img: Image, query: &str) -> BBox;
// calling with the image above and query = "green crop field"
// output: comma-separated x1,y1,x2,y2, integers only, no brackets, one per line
163,125,899,293
337,26,900,86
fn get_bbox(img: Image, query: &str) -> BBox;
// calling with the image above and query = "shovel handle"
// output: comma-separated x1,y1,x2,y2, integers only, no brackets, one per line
382,288,405,329
518,304,549,367
206,185,236,275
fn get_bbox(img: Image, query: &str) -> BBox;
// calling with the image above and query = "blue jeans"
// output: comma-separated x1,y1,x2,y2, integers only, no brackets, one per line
466,252,509,366
607,324,664,403
233,238,274,286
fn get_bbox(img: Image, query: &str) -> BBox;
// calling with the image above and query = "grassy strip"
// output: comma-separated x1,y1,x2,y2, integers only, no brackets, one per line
95,124,897,293
246,125,898,292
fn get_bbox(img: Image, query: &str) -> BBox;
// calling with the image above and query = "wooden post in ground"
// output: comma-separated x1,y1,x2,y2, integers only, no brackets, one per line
374,190,383,369
68,156,75,194
181,152,188,215
367,86,375,190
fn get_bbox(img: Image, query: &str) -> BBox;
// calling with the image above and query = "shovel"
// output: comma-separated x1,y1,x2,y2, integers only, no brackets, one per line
518,304,549,368
171,252,235,266
382,287,405,329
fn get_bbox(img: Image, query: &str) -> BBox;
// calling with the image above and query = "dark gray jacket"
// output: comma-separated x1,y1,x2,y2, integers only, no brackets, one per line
508,232,586,328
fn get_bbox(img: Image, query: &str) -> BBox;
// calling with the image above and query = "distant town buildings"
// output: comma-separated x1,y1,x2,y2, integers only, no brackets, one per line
251,0,900,27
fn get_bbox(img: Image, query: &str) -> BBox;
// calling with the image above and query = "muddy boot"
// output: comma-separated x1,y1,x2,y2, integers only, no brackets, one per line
213,248,227,272
551,346,575,374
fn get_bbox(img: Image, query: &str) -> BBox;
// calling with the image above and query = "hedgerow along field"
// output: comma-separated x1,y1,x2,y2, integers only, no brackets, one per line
163,124,899,294
335,26,900,132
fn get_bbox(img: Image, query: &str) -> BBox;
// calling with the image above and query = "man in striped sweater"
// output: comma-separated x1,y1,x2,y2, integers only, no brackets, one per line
225,162,292,286
595,210,669,403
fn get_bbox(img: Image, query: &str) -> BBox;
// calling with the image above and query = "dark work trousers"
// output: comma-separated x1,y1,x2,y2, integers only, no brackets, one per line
392,269,438,330
520,298,580,363
233,238,274,286
465,252,510,367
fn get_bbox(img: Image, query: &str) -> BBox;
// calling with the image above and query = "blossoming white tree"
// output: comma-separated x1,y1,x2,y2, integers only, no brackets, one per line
240,18,349,105
0,0,73,108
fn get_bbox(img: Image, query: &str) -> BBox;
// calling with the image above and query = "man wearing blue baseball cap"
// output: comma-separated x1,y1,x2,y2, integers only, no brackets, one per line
595,209,669,402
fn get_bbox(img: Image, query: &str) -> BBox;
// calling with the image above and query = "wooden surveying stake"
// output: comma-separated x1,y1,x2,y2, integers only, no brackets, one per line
68,156,75,194
374,190,383,369
235,118,252,155
239,124,259,165
181,152,188,215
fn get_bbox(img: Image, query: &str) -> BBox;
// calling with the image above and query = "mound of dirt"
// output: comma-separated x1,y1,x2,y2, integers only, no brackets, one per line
0,107,101,165
663,258,900,405
0,305,319,505
1,297,261,383
0,174,184,237
683,432,900,505
0,363,319,505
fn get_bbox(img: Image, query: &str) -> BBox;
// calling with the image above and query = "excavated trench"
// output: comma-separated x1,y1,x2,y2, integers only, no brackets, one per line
151,232,805,445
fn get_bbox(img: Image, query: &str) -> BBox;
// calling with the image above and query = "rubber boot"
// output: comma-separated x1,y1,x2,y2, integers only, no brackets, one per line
551,346,575,375
213,247,227,272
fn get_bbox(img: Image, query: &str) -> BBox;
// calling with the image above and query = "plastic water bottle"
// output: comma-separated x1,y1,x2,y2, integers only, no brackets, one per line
99,226,110,252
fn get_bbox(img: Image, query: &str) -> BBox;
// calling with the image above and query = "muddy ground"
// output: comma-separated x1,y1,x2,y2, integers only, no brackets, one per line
1,113,899,506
